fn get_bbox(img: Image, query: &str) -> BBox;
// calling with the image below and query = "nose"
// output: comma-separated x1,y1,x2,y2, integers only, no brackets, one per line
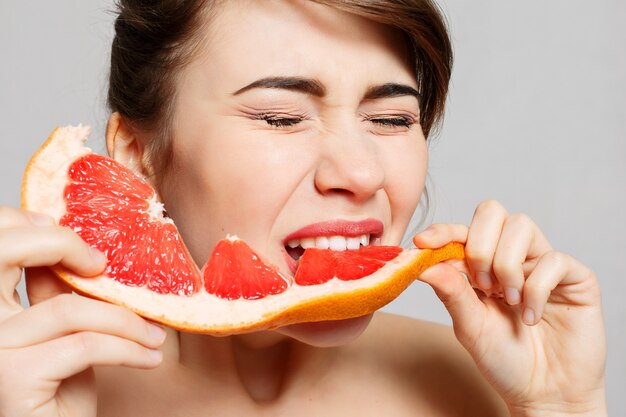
314,123,385,203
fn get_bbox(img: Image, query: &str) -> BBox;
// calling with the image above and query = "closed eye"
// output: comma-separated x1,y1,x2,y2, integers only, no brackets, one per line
255,113,307,128
366,116,416,129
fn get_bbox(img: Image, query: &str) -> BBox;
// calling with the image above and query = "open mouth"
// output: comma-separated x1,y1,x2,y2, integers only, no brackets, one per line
282,233,382,275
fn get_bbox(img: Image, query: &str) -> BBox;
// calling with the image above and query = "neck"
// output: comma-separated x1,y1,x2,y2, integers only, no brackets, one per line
175,330,296,403
233,336,293,401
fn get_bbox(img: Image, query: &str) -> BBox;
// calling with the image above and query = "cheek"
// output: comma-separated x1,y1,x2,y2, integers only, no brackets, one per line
206,140,306,230
163,114,314,257
382,137,428,232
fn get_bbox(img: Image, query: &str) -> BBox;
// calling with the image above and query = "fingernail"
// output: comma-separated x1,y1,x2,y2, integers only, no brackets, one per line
28,212,54,226
147,323,167,343
89,247,107,265
522,307,535,325
147,349,163,364
504,287,521,305
477,272,493,290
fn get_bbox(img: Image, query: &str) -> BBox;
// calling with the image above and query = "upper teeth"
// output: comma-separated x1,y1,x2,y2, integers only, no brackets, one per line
286,234,370,251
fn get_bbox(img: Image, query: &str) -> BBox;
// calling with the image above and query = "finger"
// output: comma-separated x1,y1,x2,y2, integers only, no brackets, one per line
0,227,105,313
0,206,55,229
23,331,163,382
440,258,482,290
494,213,554,306
491,214,535,306
413,223,468,248
521,251,598,326
417,263,486,348
0,293,167,349
0,226,106,274
0,209,59,315
25,266,73,306
0,266,24,317
465,200,509,292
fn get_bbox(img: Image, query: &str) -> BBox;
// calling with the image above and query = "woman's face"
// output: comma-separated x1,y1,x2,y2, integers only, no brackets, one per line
161,0,427,345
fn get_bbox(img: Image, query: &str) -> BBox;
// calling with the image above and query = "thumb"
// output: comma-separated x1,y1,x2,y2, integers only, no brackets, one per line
418,263,485,348
25,267,73,306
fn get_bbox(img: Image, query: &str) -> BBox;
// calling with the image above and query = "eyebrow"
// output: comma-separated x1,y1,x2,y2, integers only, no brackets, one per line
363,83,421,103
232,76,420,103
232,77,326,97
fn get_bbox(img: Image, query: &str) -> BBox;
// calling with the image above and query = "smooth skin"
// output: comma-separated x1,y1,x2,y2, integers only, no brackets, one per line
0,1,606,416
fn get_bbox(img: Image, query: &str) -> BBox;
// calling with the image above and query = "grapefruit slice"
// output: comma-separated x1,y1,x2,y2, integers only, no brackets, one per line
294,246,403,285
203,237,290,300
21,125,465,335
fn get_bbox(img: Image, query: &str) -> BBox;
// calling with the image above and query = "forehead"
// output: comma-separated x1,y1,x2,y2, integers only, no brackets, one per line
188,0,416,89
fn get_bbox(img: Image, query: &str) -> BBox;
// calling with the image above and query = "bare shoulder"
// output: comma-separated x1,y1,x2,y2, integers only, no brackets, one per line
354,312,509,417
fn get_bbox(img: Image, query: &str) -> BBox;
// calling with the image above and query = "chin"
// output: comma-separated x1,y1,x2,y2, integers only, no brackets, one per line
275,314,373,348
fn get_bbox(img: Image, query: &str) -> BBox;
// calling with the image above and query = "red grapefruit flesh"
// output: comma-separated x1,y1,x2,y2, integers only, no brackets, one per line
61,154,201,295
21,125,465,335
204,238,290,300
295,246,403,285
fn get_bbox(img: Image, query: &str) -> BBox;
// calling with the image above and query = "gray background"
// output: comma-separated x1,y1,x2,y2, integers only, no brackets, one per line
1,0,624,414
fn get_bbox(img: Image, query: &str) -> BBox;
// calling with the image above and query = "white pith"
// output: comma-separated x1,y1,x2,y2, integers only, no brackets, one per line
147,199,173,224
22,125,431,334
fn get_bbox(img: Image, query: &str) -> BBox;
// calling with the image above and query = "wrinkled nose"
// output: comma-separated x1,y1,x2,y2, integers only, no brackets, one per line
314,124,385,203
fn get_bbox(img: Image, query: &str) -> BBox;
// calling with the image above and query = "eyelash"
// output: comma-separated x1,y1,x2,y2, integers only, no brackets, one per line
255,113,416,129
365,116,416,129
255,113,307,128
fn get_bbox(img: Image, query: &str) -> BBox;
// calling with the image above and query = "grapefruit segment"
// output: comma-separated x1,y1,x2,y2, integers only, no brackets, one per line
21,125,466,335
334,251,386,281
59,153,201,296
295,246,401,285
294,248,335,286
204,237,291,300
357,245,403,261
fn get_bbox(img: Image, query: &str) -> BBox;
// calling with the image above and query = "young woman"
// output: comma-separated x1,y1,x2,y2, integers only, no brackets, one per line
0,1,607,416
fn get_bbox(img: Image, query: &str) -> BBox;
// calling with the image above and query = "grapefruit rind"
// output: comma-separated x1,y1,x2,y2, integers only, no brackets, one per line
47,243,463,334
21,126,92,220
21,126,465,335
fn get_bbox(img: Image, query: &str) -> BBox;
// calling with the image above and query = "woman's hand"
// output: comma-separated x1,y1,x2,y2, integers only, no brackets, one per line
413,200,607,417
0,206,166,417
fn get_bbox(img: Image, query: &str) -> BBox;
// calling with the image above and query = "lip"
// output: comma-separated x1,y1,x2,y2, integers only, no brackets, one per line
281,218,385,276
282,247,299,275
282,218,384,244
